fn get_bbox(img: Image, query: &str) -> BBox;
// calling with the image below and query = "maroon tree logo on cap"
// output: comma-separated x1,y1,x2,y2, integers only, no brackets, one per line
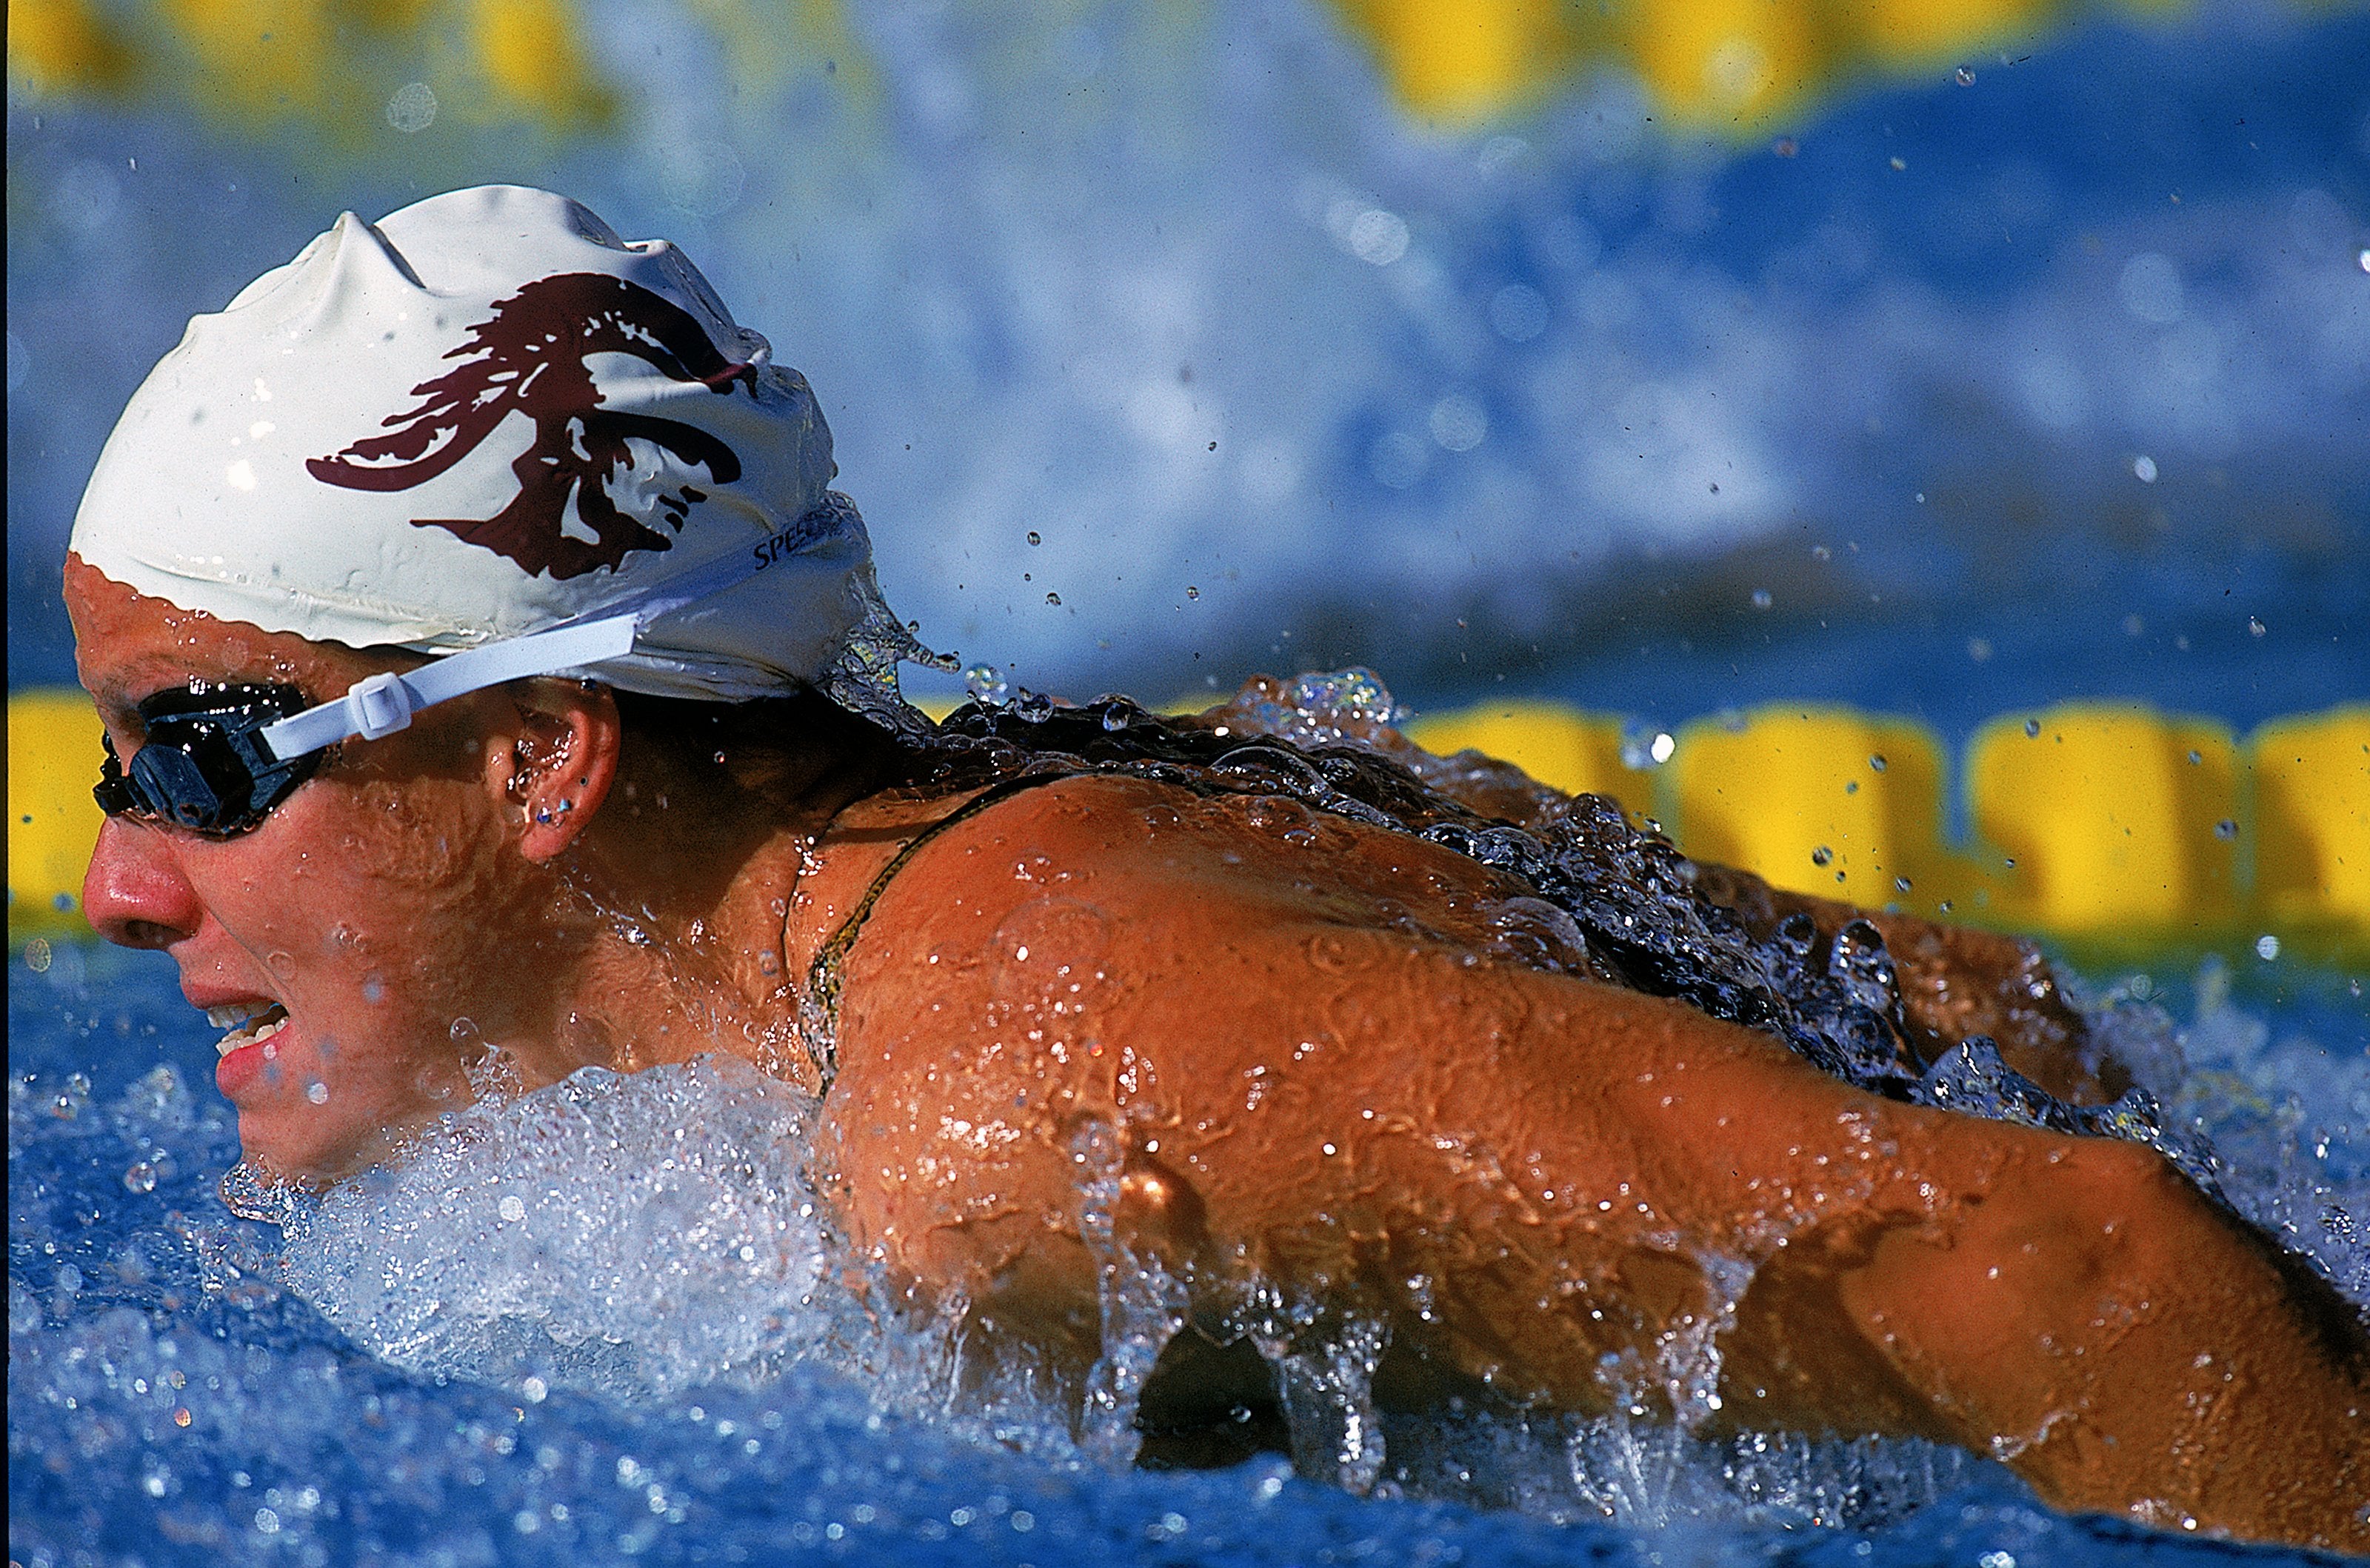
307,273,755,579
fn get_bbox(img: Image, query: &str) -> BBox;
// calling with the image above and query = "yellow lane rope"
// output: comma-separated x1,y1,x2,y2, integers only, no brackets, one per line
16,687,2363,958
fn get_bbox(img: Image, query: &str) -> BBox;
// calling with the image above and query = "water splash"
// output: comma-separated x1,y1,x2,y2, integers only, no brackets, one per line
273,1055,830,1401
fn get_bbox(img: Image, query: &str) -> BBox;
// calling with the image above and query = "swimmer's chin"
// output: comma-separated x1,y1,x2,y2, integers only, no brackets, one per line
230,1110,425,1193
216,1024,471,1189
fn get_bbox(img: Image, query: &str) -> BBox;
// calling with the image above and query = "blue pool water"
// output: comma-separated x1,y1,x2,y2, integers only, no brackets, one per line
12,873,2366,1568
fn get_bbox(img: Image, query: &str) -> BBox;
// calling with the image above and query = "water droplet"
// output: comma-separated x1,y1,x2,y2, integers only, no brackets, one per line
122,1161,159,1194
305,1081,330,1105
2248,615,2266,637
499,1195,527,1223
1343,207,1409,266
1045,592,1061,606
1429,393,1488,452
1027,530,1041,546
1620,721,1675,770
1488,283,1549,343
1751,589,1773,610
963,664,1010,704
386,82,438,134
1811,846,1834,867
1184,586,1199,599
23,938,51,973
2254,934,2280,961
1955,65,1977,86
2024,718,2041,738
2132,455,2157,483
1868,753,1887,772
2214,819,2237,840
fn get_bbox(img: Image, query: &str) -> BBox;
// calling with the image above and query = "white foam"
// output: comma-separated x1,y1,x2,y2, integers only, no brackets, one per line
274,1055,831,1400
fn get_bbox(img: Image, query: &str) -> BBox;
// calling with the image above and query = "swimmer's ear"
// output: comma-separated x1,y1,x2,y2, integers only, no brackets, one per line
485,678,623,863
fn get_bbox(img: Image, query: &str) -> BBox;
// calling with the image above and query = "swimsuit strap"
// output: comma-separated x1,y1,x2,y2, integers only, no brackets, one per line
798,767,1084,1092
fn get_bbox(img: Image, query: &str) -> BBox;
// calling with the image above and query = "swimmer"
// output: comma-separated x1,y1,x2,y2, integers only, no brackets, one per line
65,187,2365,1549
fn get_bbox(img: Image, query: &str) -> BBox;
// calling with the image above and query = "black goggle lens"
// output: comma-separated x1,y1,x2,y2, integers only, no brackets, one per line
95,683,323,838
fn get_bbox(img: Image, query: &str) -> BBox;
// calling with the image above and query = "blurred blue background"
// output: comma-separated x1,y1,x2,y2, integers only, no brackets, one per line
9,0,2368,733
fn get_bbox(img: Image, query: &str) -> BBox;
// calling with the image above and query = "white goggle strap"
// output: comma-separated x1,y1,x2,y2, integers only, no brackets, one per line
257,613,641,764
256,503,849,764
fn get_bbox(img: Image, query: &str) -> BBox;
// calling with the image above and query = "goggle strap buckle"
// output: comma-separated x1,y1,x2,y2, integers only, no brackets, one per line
257,612,640,763
346,672,418,740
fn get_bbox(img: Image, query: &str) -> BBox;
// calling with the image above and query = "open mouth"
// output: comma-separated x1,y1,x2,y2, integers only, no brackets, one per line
209,1002,290,1057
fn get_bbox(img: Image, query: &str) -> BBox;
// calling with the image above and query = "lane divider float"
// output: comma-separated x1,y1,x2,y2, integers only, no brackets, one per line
11,688,2363,960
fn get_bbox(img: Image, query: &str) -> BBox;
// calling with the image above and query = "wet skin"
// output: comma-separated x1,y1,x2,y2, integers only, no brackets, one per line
69,558,2368,1548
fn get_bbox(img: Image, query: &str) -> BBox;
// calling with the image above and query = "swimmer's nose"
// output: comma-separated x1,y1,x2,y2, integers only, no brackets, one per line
82,816,205,950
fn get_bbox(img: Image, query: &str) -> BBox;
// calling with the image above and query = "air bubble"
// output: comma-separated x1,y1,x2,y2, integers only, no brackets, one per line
2214,819,2237,840
2249,616,2266,637
1751,589,1772,610
2024,718,2041,738
1027,531,1041,546
1954,65,1977,86
1184,586,1199,599
1046,592,1061,606
1811,846,1833,867
123,1161,159,1194
2254,934,2280,961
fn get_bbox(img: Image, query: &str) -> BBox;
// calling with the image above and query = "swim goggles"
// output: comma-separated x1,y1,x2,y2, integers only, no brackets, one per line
90,505,840,836
95,613,638,838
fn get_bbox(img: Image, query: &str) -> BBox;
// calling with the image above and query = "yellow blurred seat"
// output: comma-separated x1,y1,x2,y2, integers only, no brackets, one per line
8,689,104,940
1965,704,2237,944
1403,699,1650,818
1666,705,1952,913
2248,705,2370,956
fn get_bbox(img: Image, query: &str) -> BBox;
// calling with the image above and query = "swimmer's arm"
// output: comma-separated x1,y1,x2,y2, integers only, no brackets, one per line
817,775,2360,1546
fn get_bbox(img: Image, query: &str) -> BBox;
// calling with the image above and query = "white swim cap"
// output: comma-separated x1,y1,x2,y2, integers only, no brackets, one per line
70,184,870,704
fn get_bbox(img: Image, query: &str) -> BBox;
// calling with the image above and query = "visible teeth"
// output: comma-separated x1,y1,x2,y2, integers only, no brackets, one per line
207,1005,253,1030
216,1007,290,1056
